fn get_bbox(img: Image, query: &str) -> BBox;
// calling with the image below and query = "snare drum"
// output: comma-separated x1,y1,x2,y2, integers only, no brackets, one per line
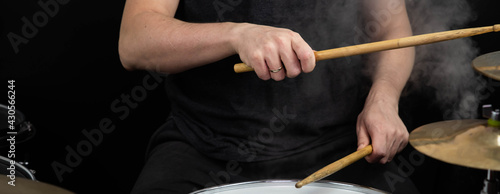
191,180,389,194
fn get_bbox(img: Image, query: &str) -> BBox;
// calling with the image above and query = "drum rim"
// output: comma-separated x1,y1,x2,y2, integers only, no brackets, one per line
0,103,26,132
0,104,26,123
190,179,390,194
0,103,36,147
0,155,36,181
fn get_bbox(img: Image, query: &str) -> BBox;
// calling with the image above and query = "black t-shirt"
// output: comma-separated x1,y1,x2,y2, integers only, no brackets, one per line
166,0,370,162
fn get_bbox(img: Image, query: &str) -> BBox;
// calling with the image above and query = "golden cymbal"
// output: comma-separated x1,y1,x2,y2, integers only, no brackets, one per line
409,119,500,171
0,176,74,194
472,51,500,81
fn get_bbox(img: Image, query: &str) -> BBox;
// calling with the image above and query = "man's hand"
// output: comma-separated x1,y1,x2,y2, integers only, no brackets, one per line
356,86,409,164
231,23,316,81
356,0,414,164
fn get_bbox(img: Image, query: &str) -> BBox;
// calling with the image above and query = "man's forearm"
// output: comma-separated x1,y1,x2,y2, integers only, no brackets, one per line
119,12,240,73
364,0,415,107
369,46,415,107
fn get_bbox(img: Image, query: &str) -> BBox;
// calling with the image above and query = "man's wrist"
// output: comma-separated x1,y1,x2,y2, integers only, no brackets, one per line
366,81,402,110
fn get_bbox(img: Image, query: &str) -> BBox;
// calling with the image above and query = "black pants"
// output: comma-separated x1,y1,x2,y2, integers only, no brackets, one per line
131,120,420,194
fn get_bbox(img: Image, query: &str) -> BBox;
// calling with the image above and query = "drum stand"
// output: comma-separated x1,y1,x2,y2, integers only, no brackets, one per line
481,170,499,194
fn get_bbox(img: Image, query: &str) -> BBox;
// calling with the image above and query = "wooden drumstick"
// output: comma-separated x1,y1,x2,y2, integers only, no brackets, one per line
234,24,500,73
295,145,373,189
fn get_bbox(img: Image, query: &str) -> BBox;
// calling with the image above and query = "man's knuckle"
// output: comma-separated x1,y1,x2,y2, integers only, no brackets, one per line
287,69,301,78
250,52,262,61
258,74,270,80
263,43,275,53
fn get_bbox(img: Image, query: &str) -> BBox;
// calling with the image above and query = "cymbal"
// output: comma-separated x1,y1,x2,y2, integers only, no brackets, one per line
0,176,74,194
409,119,500,171
472,51,500,81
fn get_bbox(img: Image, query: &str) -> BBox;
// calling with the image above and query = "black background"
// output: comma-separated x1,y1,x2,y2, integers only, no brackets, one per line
1,0,499,193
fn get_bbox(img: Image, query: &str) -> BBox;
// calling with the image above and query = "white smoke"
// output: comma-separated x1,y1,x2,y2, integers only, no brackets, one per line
405,0,487,119
271,0,487,120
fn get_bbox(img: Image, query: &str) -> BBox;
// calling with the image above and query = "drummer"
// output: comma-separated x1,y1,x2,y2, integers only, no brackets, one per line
119,0,419,193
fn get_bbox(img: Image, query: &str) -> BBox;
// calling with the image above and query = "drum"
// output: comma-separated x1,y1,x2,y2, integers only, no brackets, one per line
0,104,36,148
0,155,35,181
190,180,389,194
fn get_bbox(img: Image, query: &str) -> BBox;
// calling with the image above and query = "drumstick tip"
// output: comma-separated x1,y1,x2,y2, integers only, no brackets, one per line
494,24,500,32
295,182,303,189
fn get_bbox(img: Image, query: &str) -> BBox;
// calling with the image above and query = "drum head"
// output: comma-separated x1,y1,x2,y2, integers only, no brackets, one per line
191,180,389,194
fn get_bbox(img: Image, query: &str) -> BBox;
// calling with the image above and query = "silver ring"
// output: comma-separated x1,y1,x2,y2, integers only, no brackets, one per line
269,66,283,73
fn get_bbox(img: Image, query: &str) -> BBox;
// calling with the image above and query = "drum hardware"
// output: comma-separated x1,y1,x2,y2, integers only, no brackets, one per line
473,50,500,193
481,170,499,194
0,104,37,182
18,161,28,166
17,121,36,145
482,105,500,127
0,104,36,148
0,155,36,181
481,105,500,194
16,161,37,177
